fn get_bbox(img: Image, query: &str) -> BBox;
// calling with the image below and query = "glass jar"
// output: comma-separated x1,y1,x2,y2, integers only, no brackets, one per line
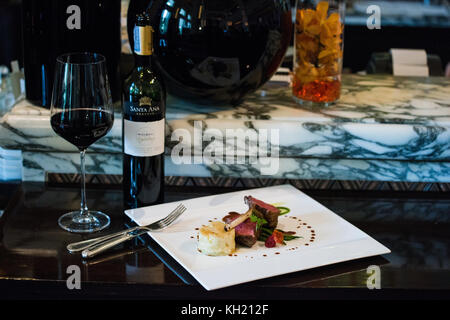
292,0,345,107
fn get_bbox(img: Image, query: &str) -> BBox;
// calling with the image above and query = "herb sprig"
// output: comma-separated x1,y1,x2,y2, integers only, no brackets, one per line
249,214,268,231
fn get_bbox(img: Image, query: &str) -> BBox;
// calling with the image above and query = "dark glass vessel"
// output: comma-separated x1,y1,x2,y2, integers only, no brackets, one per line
128,0,293,105
123,14,165,209
22,0,121,107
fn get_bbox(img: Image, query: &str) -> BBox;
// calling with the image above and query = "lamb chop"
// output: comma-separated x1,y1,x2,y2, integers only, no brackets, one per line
244,196,280,228
222,211,261,247
222,196,281,248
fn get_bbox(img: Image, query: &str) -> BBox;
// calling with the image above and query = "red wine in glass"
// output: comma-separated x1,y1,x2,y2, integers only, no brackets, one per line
51,108,114,151
50,52,114,233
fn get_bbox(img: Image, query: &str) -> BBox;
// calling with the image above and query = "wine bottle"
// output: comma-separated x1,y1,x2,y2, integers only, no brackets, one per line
122,13,165,209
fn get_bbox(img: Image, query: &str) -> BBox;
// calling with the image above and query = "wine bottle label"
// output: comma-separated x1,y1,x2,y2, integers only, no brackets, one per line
134,25,153,56
124,118,165,157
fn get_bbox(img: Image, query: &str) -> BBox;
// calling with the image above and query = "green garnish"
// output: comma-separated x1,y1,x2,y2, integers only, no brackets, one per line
284,235,301,240
257,227,302,242
250,214,267,231
261,227,274,234
277,206,290,216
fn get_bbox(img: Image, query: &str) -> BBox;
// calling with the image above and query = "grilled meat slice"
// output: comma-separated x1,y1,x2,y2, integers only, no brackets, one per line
223,212,260,247
244,196,280,228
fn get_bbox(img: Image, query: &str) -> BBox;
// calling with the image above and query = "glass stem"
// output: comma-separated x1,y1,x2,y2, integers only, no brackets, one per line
80,150,89,215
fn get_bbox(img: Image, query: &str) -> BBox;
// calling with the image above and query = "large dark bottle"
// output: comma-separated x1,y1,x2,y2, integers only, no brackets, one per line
22,0,122,107
123,13,165,209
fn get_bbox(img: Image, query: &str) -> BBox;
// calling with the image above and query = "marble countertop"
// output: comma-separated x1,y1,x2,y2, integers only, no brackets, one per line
1,74,449,182
167,75,450,161
2,74,449,159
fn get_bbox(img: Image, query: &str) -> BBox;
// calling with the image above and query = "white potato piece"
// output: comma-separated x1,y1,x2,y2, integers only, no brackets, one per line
197,221,235,256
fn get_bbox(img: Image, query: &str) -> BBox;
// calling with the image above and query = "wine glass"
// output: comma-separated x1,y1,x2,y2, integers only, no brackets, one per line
50,52,114,233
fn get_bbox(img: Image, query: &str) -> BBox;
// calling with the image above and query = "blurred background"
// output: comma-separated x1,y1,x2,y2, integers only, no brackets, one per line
0,0,449,74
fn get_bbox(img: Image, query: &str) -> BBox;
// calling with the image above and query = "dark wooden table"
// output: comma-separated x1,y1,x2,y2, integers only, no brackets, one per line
0,182,449,300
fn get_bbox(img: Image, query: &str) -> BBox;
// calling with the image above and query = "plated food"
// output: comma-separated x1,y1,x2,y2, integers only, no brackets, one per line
197,196,299,256
126,184,390,290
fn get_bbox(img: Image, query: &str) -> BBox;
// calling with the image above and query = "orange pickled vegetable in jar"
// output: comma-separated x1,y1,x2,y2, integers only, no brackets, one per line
293,0,344,105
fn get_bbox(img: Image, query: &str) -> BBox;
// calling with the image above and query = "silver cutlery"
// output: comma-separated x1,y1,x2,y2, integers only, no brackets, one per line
66,203,186,255
67,228,138,253
81,229,151,259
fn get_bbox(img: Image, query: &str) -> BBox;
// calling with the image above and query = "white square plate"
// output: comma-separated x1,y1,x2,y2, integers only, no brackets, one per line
125,185,390,290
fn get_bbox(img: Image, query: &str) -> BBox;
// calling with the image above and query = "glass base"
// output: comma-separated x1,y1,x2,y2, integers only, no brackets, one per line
58,210,110,233
292,95,337,110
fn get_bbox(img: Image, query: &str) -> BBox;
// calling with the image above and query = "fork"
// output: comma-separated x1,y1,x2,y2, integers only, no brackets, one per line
66,203,186,254
81,204,186,259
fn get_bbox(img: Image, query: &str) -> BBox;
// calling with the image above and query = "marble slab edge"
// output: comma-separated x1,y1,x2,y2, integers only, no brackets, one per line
3,117,447,161
22,151,450,183
167,119,450,161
